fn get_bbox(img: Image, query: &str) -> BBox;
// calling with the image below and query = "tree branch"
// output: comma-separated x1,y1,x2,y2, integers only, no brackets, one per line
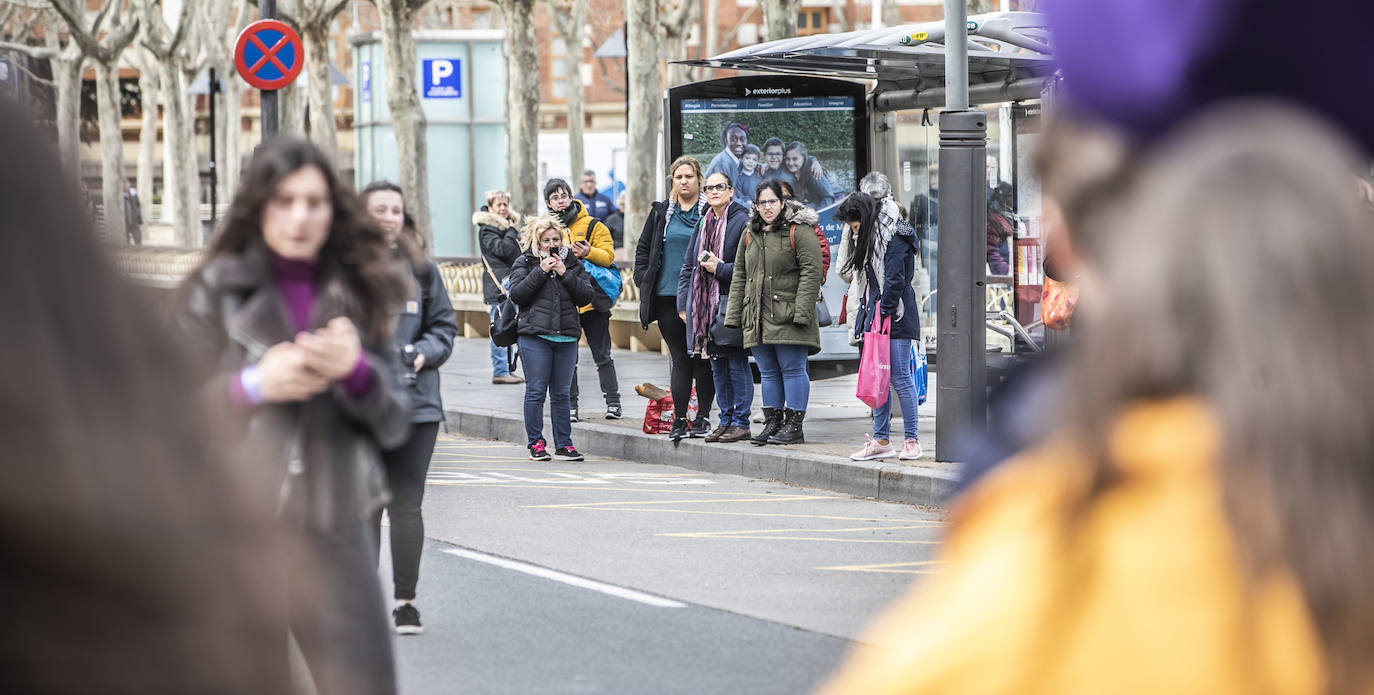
243,0,301,27
0,39,57,60
89,0,114,37
47,0,101,57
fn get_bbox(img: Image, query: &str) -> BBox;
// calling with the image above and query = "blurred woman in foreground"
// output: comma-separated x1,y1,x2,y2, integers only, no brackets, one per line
179,137,411,695
0,104,290,691
817,103,1374,694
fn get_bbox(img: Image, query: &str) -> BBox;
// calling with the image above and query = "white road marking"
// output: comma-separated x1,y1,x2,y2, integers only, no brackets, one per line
442,548,688,609
426,470,717,485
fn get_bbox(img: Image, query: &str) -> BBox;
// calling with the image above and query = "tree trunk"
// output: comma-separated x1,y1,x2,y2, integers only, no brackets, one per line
95,61,126,244
882,0,901,27
158,61,199,246
500,0,539,217
376,0,433,248
759,0,799,42
52,53,83,176
705,0,719,58
624,0,659,250
279,79,307,135
222,69,244,201
136,59,159,218
303,22,337,161
550,0,586,181
659,0,699,89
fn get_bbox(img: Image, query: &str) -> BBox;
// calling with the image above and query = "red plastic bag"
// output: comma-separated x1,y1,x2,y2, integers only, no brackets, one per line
856,313,892,409
1041,277,1079,330
640,389,699,434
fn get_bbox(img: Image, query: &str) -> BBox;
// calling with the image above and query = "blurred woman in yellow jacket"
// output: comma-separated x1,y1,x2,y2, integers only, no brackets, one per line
817,105,1374,695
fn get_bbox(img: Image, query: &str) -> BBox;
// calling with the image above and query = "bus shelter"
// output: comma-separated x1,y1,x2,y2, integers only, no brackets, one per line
680,11,1056,356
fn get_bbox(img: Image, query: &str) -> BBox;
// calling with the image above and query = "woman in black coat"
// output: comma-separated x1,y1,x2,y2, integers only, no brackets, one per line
178,137,411,695
362,181,458,636
677,171,753,443
835,191,924,463
476,190,525,384
507,215,596,462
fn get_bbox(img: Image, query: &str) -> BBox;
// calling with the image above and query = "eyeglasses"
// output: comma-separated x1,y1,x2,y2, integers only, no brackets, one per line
756,198,782,208
703,183,732,193
547,193,572,203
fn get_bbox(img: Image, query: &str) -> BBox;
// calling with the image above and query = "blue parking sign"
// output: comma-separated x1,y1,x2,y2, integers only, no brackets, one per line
423,59,461,99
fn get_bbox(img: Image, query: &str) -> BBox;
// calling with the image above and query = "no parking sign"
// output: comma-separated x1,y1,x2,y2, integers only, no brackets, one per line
234,19,303,91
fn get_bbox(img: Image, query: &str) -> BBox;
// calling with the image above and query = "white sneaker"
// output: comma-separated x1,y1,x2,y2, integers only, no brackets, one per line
899,438,923,460
850,435,896,461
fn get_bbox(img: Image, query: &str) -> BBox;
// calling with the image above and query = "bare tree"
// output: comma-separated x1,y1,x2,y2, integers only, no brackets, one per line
548,0,585,180
657,0,697,88
124,45,161,219
142,0,201,246
297,0,349,161
0,5,85,174
757,0,799,42
50,0,141,244
494,0,537,216
198,0,249,204
373,0,433,246
882,0,900,27
624,0,657,249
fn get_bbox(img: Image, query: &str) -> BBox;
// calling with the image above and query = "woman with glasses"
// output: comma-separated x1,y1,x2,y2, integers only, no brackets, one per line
724,179,823,445
677,172,754,442
633,157,717,441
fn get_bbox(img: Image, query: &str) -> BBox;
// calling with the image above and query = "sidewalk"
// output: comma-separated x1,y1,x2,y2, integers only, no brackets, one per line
439,338,959,507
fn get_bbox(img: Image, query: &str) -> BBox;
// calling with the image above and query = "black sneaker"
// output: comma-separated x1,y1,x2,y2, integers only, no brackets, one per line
668,417,690,441
393,603,423,635
569,406,580,423
528,439,551,461
604,403,622,420
554,445,585,461
689,417,711,438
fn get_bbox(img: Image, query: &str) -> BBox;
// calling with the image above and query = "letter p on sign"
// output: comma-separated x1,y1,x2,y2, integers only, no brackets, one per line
423,59,462,99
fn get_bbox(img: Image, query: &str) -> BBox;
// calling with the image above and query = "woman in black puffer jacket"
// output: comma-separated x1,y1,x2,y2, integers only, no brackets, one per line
507,215,595,462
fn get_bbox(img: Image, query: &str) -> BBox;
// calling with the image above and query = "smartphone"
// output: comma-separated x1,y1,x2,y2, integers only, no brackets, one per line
698,250,714,263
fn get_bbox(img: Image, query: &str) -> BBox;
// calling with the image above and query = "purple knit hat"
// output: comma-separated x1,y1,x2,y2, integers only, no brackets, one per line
1044,0,1374,155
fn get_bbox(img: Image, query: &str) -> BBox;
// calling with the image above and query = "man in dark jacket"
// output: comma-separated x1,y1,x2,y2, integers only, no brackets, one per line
573,170,618,221
603,192,626,251
475,190,524,384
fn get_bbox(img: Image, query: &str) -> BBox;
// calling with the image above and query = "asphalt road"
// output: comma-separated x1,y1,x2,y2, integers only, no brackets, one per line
381,434,946,694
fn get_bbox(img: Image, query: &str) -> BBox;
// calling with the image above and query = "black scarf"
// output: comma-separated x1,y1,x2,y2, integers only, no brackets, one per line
552,200,582,228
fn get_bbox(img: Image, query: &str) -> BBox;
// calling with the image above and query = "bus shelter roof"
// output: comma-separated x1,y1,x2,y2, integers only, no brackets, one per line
678,11,1054,100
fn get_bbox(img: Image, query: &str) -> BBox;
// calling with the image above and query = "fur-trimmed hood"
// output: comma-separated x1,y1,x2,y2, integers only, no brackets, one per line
750,199,820,233
472,210,521,229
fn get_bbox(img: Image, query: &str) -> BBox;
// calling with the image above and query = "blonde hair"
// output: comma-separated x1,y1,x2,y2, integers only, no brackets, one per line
520,214,567,254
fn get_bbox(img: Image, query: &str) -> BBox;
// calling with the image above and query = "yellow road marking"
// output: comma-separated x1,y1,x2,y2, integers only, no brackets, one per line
521,501,941,524
661,532,938,545
661,524,940,537
428,465,704,478
816,560,946,574
528,495,828,508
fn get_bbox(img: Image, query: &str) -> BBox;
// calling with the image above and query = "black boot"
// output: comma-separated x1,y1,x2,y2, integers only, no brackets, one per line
769,409,806,445
668,417,690,442
751,408,782,446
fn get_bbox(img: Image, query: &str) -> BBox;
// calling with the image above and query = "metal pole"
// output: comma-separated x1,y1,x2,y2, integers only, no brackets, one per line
935,0,987,461
260,0,278,140
209,67,218,227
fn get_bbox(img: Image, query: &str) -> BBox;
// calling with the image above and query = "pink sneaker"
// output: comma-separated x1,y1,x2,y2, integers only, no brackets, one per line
899,438,923,460
850,435,896,461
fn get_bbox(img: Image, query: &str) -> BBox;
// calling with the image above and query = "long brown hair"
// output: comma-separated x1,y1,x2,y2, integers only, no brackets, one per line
1059,102,1374,693
0,100,290,691
205,136,406,343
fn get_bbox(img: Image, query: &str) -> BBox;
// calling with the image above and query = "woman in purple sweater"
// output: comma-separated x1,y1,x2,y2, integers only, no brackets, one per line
178,137,411,695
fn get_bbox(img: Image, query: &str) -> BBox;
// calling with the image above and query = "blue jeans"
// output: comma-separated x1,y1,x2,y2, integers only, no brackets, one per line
710,353,754,427
873,337,919,441
517,336,578,448
490,305,510,377
750,343,810,410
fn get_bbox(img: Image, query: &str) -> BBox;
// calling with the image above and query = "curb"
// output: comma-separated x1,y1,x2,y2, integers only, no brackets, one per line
443,406,958,508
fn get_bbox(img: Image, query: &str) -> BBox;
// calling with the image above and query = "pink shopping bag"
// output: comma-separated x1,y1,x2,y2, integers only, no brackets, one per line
856,313,892,409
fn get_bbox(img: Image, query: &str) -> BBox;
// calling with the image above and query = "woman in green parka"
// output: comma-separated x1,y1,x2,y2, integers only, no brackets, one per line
724,179,823,445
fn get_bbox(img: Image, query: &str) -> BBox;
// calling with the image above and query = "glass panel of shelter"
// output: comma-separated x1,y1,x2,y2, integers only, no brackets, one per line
890,101,1044,355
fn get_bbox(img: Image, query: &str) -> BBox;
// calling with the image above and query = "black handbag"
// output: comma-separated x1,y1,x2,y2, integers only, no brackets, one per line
710,294,744,348
483,257,520,347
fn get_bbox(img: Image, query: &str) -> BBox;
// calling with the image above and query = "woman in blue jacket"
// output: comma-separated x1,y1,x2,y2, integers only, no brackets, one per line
836,191,923,461
677,171,754,442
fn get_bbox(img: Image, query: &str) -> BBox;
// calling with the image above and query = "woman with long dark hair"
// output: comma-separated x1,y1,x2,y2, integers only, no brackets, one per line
179,136,411,695
819,105,1374,695
724,179,823,445
361,181,458,636
677,171,754,442
0,93,291,695
836,191,922,461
